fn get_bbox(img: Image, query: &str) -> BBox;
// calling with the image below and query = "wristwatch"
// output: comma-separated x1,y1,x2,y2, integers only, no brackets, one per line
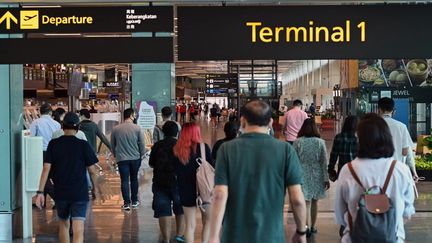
296,229,307,235
36,191,43,195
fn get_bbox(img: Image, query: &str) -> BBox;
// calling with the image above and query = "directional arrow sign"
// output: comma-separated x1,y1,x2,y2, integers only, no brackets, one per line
0,11,17,29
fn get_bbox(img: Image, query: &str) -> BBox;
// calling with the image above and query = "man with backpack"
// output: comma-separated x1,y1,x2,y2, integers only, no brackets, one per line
153,106,181,144
209,100,307,243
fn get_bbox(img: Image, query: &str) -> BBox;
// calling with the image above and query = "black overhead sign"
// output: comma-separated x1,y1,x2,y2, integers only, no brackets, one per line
103,82,121,88
178,5,432,60
0,6,173,33
205,74,238,95
0,37,173,63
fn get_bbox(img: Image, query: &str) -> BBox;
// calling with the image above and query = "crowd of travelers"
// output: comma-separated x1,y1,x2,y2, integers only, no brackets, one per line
31,97,417,243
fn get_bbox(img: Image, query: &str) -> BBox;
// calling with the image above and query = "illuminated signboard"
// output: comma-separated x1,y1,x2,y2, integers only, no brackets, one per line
178,5,432,60
205,74,238,95
0,6,173,33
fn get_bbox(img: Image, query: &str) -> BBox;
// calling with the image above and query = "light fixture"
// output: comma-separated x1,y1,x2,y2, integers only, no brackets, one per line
83,34,131,38
22,5,61,8
43,33,82,36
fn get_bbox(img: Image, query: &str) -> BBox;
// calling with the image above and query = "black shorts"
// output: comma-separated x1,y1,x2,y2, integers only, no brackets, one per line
56,201,88,221
152,184,184,218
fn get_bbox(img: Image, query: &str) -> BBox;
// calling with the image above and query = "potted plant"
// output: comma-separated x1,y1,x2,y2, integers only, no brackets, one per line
416,136,432,181
272,110,284,131
415,155,432,181
320,112,336,130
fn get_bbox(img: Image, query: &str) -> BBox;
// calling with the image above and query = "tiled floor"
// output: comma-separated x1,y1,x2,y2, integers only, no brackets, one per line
22,117,432,242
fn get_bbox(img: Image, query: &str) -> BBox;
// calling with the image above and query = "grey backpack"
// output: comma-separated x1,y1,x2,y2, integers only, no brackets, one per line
347,160,397,243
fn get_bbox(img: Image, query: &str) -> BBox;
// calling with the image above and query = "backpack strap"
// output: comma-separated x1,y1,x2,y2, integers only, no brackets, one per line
200,143,206,163
382,160,397,194
346,163,361,233
347,162,365,190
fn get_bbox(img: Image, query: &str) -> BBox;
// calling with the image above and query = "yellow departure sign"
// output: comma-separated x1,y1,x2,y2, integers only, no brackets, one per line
0,6,172,33
0,11,17,30
20,10,39,29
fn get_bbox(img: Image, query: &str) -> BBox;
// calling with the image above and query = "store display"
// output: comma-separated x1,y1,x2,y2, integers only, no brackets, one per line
407,59,429,85
358,58,432,88
359,62,387,87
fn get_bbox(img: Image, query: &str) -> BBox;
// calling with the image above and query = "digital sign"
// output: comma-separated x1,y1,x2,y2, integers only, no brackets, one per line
103,82,121,88
205,74,238,95
178,5,432,60
0,37,173,64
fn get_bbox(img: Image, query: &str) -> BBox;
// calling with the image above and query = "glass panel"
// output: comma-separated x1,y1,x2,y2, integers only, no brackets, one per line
417,123,427,137
417,103,426,122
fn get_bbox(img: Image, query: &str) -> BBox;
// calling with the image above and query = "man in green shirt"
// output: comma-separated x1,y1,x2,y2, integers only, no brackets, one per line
210,100,307,243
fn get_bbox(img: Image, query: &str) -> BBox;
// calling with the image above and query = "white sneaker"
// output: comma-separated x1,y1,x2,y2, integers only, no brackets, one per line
131,201,140,209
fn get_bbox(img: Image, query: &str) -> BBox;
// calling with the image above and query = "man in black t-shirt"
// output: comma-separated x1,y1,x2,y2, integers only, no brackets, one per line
36,112,109,243
149,121,185,243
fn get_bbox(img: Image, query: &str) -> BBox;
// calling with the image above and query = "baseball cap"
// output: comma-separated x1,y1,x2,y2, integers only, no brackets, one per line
63,112,80,128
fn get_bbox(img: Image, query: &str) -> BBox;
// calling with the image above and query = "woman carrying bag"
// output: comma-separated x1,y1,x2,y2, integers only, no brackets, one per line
174,122,213,243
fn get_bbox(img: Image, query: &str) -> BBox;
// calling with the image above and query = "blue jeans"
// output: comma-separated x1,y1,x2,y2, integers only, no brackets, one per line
118,159,141,204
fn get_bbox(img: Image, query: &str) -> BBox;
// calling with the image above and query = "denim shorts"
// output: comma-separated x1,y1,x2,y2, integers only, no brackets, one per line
152,184,184,218
55,201,88,221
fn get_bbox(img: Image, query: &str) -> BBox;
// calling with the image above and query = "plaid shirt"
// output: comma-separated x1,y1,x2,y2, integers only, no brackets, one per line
328,132,358,174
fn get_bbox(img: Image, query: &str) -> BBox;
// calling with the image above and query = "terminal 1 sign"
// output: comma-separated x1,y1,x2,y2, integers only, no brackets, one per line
178,5,432,60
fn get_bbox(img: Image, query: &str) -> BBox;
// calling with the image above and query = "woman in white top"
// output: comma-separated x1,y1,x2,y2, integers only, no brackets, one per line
335,113,415,243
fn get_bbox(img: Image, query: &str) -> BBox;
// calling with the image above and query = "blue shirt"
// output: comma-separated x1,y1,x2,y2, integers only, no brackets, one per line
30,115,61,151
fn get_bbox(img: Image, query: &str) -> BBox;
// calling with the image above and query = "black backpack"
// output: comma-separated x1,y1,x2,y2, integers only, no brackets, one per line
347,160,397,243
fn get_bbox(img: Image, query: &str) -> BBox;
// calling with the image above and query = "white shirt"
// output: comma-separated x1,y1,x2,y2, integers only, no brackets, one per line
30,115,61,151
383,115,413,163
335,157,415,242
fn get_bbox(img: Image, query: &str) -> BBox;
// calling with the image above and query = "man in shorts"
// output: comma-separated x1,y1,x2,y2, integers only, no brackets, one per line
150,121,185,243
35,112,108,243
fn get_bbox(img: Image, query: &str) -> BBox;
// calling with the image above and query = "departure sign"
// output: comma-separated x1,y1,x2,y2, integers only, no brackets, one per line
205,74,238,95
178,5,432,60
0,6,173,33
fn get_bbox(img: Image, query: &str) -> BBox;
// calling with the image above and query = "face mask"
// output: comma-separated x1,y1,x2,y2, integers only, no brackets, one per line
132,115,137,124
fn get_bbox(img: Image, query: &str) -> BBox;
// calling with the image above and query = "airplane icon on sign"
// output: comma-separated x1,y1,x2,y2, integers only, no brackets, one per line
23,15,37,21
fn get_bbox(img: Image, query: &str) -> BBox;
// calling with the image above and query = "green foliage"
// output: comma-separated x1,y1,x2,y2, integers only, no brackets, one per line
424,136,432,150
321,112,336,119
272,110,284,119
416,155,432,170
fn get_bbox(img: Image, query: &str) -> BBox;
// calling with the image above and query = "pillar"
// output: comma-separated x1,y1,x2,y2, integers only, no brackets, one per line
131,32,175,116
132,63,175,113
0,24,23,242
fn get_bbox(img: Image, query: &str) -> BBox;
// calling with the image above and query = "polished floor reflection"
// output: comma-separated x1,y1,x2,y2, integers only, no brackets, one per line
21,117,432,242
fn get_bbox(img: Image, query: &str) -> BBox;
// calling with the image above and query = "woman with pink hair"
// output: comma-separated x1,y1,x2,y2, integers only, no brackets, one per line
174,122,212,243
